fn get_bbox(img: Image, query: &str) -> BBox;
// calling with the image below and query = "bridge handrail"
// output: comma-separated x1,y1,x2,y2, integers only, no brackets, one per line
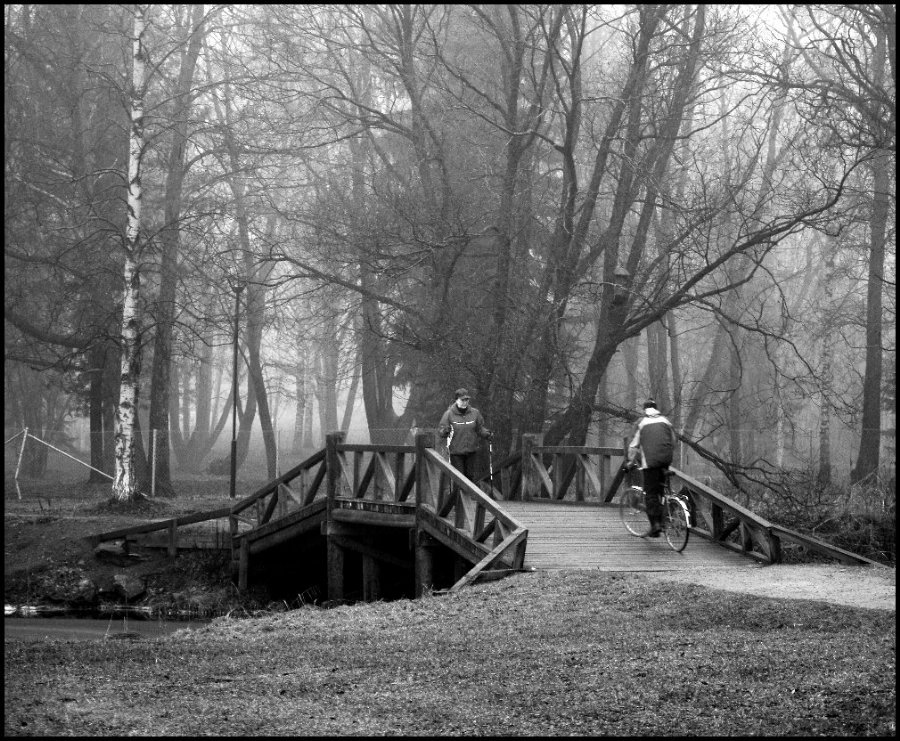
664,466,778,562
766,524,882,566
90,449,329,553
520,434,624,502
87,506,233,546
419,446,527,586
422,448,527,530
665,467,879,565
231,448,327,517
331,440,416,503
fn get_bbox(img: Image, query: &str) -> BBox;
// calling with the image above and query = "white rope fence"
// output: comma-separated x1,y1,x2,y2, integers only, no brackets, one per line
5,427,113,500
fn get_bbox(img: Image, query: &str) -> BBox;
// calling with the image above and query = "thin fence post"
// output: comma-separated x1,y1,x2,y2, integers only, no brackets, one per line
151,429,157,497
14,428,29,500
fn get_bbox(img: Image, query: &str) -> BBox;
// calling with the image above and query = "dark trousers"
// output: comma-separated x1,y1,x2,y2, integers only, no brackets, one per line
450,452,478,481
642,467,667,525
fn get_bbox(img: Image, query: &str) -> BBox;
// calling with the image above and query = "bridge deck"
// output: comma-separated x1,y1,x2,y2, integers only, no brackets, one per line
502,501,760,572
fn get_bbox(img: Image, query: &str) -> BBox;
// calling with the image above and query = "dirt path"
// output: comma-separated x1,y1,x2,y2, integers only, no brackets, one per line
643,563,895,611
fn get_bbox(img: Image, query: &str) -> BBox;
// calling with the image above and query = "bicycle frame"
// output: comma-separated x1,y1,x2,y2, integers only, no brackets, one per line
620,468,691,551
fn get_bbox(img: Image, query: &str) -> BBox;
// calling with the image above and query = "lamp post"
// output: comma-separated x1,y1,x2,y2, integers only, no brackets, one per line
230,282,244,499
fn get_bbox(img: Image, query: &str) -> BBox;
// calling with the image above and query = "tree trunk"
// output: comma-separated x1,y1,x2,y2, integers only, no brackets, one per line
817,238,836,487
850,15,889,484
341,360,360,432
147,3,205,497
646,321,671,412
292,363,308,453
112,5,148,502
851,121,889,482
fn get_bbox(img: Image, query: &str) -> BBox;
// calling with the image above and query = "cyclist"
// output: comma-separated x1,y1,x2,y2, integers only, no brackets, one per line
626,399,676,537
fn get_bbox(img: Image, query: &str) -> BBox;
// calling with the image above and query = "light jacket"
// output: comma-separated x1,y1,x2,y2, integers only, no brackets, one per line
628,408,676,469
438,403,491,455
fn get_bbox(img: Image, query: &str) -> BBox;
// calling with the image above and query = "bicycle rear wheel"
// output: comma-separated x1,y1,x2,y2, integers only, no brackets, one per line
664,497,690,552
620,486,648,536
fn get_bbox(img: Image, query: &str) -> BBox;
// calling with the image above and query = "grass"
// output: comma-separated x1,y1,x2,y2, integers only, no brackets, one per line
4,569,895,736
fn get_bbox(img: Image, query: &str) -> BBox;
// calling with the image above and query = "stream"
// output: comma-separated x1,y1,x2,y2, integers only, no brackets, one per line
5,616,209,641
5,605,211,641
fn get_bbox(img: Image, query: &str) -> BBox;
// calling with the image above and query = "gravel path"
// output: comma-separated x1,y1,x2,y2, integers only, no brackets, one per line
642,563,896,611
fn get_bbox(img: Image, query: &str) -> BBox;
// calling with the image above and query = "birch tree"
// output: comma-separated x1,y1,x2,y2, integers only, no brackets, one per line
112,4,149,501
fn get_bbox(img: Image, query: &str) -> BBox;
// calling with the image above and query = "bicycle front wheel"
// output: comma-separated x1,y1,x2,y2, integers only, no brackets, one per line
664,497,690,552
620,486,648,536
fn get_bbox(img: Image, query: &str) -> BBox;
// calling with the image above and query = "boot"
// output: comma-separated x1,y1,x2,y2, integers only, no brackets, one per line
643,518,663,538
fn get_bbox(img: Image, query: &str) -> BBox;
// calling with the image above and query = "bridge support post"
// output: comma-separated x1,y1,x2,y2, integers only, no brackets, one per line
327,539,345,602
453,556,468,583
362,554,381,601
767,531,782,564
325,431,347,602
415,531,436,597
238,537,249,593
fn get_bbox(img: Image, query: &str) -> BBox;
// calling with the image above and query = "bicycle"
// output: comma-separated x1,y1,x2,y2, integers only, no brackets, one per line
619,466,691,552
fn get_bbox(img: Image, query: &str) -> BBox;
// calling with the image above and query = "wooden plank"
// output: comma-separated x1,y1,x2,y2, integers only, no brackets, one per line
580,455,603,498
531,455,553,497
232,448,326,514
88,506,233,544
375,452,397,499
397,465,416,502
303,461,327,505
448,528,528,592
338,443,415,454
279,481,304,506
534,446,622,455
243,499,327,542
419,511,492,563
768,525,882,566
331,508,416,528
422,450,527,531
500,500,760,572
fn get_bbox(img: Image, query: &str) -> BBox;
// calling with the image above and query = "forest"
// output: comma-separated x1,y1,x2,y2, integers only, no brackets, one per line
4,5,895,517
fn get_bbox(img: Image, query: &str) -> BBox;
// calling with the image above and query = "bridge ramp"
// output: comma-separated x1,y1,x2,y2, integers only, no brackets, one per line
502,501,760,572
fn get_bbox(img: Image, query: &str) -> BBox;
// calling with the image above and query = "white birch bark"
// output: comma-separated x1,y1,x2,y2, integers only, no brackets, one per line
112,5,148,501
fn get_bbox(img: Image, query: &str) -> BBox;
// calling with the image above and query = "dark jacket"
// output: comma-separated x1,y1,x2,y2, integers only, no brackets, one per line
438,403,491,455
628,408,676,469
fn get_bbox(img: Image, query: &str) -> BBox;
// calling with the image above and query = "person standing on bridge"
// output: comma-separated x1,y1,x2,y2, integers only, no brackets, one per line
438,388,493,482
627,399,676,538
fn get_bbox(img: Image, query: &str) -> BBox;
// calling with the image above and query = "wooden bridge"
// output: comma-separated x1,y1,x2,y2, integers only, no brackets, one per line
91,432,879,604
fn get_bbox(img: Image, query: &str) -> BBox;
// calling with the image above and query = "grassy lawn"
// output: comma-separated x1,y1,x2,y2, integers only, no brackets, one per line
4,569,895,736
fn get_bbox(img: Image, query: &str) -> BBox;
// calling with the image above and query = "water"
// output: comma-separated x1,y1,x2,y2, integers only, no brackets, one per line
4,616,209,642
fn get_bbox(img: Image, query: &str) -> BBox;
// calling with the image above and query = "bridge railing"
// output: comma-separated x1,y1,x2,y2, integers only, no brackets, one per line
663,467,781,562
666,467,879,565
324,432,419,528
327,433,417,504
415,434,527,591
516,433,625,502
229,448,328,535
87,448,329,559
